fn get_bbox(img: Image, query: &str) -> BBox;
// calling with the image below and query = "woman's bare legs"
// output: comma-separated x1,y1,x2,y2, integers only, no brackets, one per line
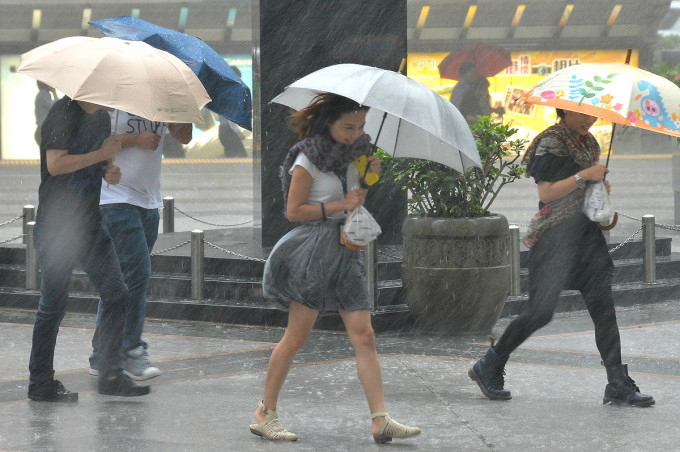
339,309,386,435
254,301,318,423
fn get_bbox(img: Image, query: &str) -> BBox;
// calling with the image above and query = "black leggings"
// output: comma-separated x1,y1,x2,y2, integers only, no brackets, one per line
494,215,622,366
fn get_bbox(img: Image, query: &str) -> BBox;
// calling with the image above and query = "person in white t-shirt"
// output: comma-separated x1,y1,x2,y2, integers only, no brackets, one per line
250,94,420,443
89,110,192,381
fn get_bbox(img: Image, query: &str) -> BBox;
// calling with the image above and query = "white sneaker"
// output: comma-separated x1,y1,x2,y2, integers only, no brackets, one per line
123,346,161,381
89,367,99,377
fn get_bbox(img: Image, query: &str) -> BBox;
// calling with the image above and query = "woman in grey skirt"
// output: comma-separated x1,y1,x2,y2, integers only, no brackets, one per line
249,94,420,443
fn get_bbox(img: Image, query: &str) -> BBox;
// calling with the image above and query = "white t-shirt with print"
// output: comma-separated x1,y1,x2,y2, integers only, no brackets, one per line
291,153,360,220
100,111,167,209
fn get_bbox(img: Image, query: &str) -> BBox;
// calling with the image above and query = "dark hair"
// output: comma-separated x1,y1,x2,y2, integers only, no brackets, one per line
289,93,369,140
555,108,565,120
459,61,477,76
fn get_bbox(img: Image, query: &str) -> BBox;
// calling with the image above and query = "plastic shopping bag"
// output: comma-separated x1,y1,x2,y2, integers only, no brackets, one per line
341,206,382,250
583,181,614,224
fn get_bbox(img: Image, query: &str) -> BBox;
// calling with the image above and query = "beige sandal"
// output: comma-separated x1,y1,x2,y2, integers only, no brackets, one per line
249,400,298,441
371,412,421,443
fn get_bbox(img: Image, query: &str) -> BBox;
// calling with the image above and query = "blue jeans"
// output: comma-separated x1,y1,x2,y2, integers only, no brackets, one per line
30,213,128,387
91,204,159,363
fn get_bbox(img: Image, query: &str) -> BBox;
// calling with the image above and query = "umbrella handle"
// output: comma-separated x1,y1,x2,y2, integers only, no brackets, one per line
603,122,616,180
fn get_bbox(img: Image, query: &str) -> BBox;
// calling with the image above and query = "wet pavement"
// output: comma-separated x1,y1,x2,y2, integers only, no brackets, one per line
1,300,679,451
1,157,679,450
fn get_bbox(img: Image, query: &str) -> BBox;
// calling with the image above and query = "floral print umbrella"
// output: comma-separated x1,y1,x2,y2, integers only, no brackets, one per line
519,62,680,138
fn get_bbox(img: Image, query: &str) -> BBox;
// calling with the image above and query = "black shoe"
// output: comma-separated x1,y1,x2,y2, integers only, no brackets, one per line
98,371,151,397
603,364,654,407
468,347,512,400
28,379,78,402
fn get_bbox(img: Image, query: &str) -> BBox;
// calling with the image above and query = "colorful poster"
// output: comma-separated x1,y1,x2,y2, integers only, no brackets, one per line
408,49,638,150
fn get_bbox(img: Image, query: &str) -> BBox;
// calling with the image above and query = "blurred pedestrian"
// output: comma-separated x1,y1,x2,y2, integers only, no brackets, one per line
88,110,192,381
469,108,654,407
28,97,150,401
449,61,483,125
472,77,505,119
250,93,420,443
34,81,57,146
218,65,248,158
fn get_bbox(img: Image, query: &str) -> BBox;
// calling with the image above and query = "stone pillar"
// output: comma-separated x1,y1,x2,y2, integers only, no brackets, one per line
252,0,407,247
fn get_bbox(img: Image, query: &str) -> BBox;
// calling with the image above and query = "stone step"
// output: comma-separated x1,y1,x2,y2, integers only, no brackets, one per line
502,277,680,318
516,257,680,292
0,263,406,308
518,237,671,267
3,274,680,333
0,246,405,281
0,287,412,333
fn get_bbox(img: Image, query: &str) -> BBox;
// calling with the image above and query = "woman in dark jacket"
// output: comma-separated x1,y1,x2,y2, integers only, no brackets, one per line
469,108,654,407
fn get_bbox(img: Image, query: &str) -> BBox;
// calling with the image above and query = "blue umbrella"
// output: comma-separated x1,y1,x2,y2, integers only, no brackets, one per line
90,16,252,130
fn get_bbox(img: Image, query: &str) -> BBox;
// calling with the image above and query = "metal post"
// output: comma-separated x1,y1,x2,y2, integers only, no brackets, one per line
25,221,38,290
191,229,204,300
642,214,656,283
364,241,378,309
509,225,521,296
22,205,35,244
163,197,174,233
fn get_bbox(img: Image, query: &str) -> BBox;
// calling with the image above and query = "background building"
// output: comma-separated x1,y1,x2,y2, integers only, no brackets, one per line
0,0,674,159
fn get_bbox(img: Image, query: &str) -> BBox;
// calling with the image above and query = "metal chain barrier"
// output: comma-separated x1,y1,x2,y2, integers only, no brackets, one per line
0,215,22,228
616,211,639,222
173,206,253,228
204,239,267,263
151,240,191,256
618,211,680,232
608,224,644,254
655,221,680,232
0,233,24,245
378,248,402,261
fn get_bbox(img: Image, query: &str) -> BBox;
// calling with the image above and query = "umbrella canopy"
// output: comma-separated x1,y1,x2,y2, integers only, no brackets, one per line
271,63,481,172
17,36,210,124
519,62,680,138
90,16,252,130
438,42,512,80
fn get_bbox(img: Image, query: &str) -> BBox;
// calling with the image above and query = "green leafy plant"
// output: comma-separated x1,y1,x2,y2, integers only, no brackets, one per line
646,61,680,88
378,116,527,218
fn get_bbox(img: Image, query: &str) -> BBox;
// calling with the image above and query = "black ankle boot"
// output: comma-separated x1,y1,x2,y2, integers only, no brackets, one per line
603,364,654,407
468,347,511,400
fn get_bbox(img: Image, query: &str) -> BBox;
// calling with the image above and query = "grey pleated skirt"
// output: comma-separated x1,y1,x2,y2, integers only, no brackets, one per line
262,219,371,312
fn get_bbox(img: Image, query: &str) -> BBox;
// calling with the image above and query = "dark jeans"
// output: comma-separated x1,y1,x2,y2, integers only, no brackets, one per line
494,214,622,367
29,214,128,387
91,204,159,360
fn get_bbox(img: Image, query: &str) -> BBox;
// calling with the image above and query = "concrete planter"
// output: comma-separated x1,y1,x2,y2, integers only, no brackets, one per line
401,215,510,335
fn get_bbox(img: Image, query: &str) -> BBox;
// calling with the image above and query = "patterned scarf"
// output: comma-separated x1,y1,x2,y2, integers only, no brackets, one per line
522,121,600,248
279,133,375,206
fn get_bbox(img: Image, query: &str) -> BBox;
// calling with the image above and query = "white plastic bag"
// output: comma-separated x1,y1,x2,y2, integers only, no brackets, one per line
583,181,614,224
342,206,382,248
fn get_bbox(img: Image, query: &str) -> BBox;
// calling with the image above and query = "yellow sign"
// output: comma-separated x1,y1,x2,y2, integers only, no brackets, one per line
408,49,639,149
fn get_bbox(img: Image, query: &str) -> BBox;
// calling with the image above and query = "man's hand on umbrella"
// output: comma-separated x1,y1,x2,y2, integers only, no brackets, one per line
100,135,123,160
104,162,122,185
135,131,161,150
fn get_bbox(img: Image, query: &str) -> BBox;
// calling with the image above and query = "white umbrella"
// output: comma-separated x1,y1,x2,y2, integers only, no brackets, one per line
271,63,481,172
17,36,211,124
